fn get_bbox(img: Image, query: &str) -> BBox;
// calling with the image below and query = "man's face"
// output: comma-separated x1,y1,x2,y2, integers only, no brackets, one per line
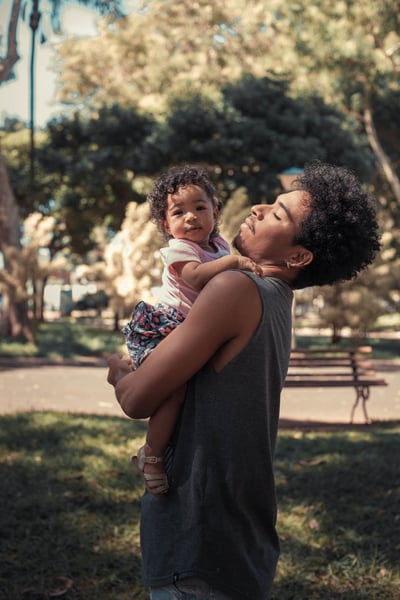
233,190,311,264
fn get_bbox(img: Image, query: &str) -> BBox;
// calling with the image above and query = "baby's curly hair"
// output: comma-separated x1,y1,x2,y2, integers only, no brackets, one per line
292,161,381,289
148,164,219,237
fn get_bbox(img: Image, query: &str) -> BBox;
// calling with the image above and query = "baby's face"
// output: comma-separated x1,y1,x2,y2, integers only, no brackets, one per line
162,185,218,249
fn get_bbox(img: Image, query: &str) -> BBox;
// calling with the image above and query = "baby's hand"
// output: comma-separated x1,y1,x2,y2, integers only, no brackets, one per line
107,354,133,388
236,257,263,276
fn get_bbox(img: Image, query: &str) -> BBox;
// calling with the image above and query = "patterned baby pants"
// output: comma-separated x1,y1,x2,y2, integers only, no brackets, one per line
122,300,185,369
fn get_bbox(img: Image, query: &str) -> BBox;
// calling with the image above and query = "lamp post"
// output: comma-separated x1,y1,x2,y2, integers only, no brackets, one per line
278,168,304,348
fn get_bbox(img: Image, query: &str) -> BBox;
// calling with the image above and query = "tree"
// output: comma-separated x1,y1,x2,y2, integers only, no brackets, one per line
21,212,65,324
39,104,158,253
0,0,123,339
159,76,373,202
1,0,123,190
55,0,399,210
268,0,400,206
102,201,163,330
0,154,33,340
316,275,383,343
1,124,49,218
2,75,373,257
55,0,278,114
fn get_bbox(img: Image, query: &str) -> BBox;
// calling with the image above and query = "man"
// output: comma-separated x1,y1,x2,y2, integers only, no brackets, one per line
107,162,380,599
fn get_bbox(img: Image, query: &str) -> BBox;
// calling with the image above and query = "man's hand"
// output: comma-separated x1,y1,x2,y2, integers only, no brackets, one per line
107,354,133,388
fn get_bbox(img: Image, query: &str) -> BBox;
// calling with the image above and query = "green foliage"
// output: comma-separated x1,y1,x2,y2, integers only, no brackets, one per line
37,105,158,253
0,413,398,598
271,0,400,103
160,76,372,203
3,76,373,255
55,0,277,112
0,127,46,215
371,89,400,222
219,77,373,200
2,0,398,332
316,277,384,339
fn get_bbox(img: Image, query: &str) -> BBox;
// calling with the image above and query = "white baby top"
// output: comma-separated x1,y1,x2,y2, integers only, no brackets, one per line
155,235,230,317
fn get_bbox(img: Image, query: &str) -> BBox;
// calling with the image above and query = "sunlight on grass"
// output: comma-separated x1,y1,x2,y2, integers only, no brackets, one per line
0,340,38,357
0,321,126,359
0,412,148,600
273,424,400,598
1,414,399,599
1,320,399,361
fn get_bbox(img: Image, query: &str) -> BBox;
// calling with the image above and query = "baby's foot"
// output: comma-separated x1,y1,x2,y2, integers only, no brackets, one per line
132,445,169,495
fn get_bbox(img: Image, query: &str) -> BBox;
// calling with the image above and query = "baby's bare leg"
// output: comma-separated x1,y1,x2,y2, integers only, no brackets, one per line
134,386,186,495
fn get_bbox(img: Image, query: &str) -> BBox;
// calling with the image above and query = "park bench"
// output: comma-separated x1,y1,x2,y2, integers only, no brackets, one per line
284,346,388,424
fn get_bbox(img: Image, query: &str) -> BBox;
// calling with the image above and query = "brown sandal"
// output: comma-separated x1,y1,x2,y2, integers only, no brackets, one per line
132,446,169,495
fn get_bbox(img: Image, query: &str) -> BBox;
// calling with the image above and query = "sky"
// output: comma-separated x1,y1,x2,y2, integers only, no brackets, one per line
0,0,100,126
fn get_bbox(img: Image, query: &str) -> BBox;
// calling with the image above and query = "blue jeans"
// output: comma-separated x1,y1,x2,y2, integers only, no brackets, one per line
150,577,232,599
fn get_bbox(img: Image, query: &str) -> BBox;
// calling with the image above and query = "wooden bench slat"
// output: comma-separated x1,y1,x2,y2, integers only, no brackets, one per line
283,346,388,424
285,379,387,386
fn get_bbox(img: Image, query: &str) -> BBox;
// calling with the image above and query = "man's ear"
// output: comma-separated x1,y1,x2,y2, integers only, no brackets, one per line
288,247,313,268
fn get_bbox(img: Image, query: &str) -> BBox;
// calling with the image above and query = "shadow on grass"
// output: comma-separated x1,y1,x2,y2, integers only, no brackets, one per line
1,414,399,599
273,422,400,599
0,413,148,600
36,322,125,358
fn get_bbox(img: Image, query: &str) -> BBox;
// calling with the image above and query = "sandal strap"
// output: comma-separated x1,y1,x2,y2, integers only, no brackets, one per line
132,446,169,495
131,447,164,470
143,473,169,495
143,455,164,465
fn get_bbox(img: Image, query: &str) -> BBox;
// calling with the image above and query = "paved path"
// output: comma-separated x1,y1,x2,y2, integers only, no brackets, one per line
0,358,399,426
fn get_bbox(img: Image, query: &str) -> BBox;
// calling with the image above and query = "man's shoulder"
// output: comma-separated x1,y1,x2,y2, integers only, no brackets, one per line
200,270,261,305
210,268,256,285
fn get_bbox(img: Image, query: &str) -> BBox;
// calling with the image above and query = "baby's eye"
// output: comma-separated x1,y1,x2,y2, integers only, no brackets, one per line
172,210,183,216
196,205,206,211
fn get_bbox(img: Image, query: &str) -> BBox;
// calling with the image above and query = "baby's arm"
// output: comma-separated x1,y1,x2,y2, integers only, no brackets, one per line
174,254,262,292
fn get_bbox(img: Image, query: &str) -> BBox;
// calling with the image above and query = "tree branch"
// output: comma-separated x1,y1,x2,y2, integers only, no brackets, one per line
363,102,400,204
369,25,400,73
0,0,22,84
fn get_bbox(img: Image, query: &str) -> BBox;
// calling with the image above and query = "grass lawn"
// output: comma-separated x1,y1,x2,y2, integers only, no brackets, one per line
1,321,399,361
0,413,399,599
0,321,125,360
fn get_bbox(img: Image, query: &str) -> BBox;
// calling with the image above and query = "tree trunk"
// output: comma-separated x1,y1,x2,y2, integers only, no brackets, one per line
39,273,49,322
0,0,21,83
364,103,400,204
0,154,33,341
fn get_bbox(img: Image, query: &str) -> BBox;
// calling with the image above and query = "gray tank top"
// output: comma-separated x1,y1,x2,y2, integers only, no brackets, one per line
140,274,293,599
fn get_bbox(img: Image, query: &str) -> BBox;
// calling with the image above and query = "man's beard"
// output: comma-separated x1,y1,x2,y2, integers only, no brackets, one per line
231,231,240,252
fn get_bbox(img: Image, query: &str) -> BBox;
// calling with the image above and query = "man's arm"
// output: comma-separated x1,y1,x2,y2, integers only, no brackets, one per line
107,270,262,419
